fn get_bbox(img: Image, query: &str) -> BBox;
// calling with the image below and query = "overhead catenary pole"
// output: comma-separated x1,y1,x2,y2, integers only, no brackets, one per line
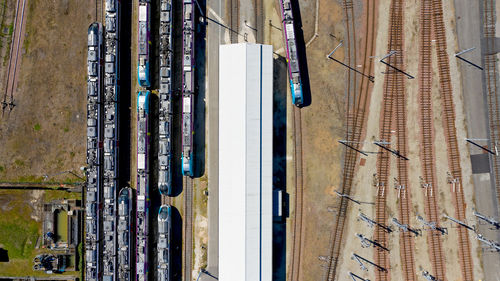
373,141,409,160
351,253,387,272
465,138,497,155
455,47,483,70
327,41,375,82
379,51,415,79
444,214,475,231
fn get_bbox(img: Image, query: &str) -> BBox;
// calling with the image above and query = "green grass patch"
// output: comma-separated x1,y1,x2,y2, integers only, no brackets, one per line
14,159,24,167
63,127,69,132
33,123,41,131
43,190,81,202
55,210,68,242
77,242,82,272
0,221,38,258
0,165,4,172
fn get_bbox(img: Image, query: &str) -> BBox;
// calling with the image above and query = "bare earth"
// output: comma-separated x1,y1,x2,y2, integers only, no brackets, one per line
0,0,94,183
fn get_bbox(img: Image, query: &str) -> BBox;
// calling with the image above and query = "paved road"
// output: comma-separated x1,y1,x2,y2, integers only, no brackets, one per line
202,0,226,279
454,1,500,280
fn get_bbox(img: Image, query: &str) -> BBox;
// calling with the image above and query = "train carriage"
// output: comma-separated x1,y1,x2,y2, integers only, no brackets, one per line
138,0,151,87
279,0,304,106
158,0,173,195
136,91,150,281
181,0,194,176
86,22,103,281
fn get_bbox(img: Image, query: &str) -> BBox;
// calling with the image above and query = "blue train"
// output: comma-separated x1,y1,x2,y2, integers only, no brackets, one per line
279,0,304,106
181,0,194,177
138,0,151,87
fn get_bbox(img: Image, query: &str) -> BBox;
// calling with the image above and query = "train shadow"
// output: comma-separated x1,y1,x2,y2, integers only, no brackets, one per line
193,0,207,178
290,0,312,107
170,0,185,197
273,56,288,281
171,205,183,281
118,0,132,188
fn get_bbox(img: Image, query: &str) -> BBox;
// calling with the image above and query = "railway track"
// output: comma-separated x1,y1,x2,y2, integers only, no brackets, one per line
483,0,500,212
96,0,103,22
289,106,303,281
391,0,417,279
183,176,193,281
431,0,474,280
2,0,26,117
230,0,239,43
372,0,410,280
324,0,376,279
418,0,446,279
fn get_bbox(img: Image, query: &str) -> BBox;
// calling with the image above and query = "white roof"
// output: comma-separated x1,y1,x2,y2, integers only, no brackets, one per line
219,43,273,281
139,5,147,22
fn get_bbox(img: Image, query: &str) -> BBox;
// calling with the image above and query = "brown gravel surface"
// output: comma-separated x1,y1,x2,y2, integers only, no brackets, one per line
0,0,95,183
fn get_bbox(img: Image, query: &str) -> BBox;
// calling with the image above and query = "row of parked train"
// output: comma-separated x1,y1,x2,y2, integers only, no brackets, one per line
85,0,301,280
85,21,103,281
137,0,195,179
85,0,176,280
85,1,123,280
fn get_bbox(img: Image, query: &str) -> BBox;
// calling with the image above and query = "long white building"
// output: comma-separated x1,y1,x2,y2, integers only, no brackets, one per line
219,43,273,281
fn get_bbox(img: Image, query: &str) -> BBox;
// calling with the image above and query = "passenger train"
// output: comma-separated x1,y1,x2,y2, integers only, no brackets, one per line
86,22,103,281
158,0,173,195
102,0,121,279
181,0,194,176
117,188,132,281
138,0,151,87
157,205,171,281
136,91,151,281
279,0,304,106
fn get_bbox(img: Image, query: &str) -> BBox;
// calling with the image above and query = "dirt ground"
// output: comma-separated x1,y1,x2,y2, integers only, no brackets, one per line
335,1,485,281
0,0,94,184
262,0,348,280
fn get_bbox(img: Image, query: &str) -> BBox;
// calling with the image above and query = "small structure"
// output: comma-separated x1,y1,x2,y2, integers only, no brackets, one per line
43,199,81,251
32,254,69,274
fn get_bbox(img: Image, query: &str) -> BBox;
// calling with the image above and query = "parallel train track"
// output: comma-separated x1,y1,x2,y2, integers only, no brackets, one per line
372,1,406,280
419,0,446,279
431,0,474,280
392,0,416,279
289,106,303,281
324,0,376,279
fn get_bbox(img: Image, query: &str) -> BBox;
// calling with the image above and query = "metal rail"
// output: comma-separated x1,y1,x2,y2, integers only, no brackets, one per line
289,106,303,281
418,0,446,279
324,0,376,279
183,176,194,281
230,0,239,43
373,0,409,279
432,0,474,280
2,0,26,116
483,0,500,214
392,1,416,276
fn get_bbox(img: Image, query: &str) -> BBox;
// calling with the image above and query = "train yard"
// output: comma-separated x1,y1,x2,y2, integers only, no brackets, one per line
324,0,497,281
5,0,499,280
